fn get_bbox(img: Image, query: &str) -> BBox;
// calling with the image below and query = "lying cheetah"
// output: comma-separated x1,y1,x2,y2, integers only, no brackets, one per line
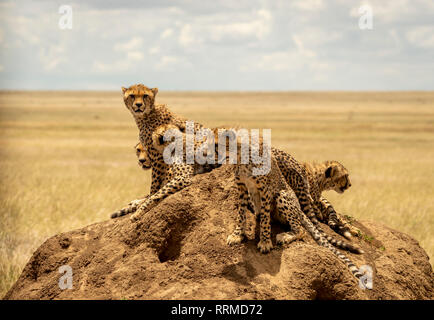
112,137,213,219
110,143,152,219
135,142,152,170
227,139,363,279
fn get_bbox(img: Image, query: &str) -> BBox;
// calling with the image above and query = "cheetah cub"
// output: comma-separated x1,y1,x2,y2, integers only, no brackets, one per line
301,161,361,239
110,142,152,219
227,139,363,279
135,142,152,170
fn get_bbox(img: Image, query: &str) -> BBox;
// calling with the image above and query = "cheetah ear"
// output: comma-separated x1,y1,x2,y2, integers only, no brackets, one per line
121,86,128,94
325,166,333,178
151,87,158,96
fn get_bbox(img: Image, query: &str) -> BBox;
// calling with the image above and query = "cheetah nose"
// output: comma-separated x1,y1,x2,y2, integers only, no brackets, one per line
348,182,352,187
139,159,146,163
135,103,143,107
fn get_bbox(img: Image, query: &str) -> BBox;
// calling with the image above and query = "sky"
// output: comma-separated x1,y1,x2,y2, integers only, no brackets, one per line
0,0,433,91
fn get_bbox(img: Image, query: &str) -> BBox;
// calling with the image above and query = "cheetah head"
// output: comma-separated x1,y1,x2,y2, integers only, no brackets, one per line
324,161,352,194
135,142,151,170
121,84,158,117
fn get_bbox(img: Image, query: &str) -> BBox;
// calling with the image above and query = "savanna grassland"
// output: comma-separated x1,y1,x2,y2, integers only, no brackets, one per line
0,90,433,297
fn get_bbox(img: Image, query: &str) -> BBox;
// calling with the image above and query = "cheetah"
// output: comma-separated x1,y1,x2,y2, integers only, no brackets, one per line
272,148,357,239
110,84,205,219
135,142,152,170
226,139,363,279
121,84,203,193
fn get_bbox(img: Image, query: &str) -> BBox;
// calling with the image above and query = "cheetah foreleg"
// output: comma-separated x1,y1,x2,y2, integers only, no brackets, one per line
111,197,148,219
257,192,273,254
130,176,192,221
227,183,249,245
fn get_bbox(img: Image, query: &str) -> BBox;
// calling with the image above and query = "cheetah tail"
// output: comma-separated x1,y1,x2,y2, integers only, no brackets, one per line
300,213,363,279
315,225,364,254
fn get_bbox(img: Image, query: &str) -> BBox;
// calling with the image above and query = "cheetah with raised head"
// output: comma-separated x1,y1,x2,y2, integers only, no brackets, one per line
227,139,363,279
110,84,204,219
121,84,203,193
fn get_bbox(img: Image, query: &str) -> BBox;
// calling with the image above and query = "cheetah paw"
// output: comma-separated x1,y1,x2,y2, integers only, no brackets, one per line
342,230,353,240
227,233,244,245
350,226,362,237
276,232,297,245
130,211,141,222
257,239,273,253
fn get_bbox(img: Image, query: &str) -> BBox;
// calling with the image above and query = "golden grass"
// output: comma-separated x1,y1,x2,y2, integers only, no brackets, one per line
0,90,433,297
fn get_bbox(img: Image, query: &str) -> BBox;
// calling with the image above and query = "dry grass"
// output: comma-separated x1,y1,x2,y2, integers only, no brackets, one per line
0,90,433,297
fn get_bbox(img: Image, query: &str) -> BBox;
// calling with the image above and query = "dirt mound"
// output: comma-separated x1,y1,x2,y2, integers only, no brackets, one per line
4,167,433,300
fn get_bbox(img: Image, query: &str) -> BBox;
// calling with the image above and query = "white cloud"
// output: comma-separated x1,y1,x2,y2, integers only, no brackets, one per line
39,44,66,71
209,9,272,41
179,24,197,47
149,46,160,55
161,28,174,39
292,35,316,58
95,37,145,74
92,49,144,73
155,56,180,70
406,26,434,48
291,0,324,11
114,37,143,52
127,51,144,61
178,9,272,48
